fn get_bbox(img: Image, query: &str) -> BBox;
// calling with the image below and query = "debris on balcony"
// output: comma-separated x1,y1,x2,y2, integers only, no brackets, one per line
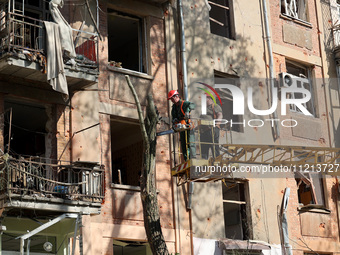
0,1,99,92
0,152,104,204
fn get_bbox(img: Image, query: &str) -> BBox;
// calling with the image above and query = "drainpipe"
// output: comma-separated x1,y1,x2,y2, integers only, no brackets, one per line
178,0,194,210
314,0,332,147
262,0,280,139
187,182,194,210
178,0,188,101
178,2,194,254
281,188,292,255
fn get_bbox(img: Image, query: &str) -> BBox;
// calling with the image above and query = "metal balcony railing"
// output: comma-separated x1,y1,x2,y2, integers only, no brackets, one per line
0,8,98,70
0,153,104,203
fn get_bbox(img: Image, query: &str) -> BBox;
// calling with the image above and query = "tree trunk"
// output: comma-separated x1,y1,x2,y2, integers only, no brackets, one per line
125,75,170,255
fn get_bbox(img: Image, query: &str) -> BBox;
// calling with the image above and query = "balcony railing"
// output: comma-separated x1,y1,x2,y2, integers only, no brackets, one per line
0,8,98,70
0,153,104,203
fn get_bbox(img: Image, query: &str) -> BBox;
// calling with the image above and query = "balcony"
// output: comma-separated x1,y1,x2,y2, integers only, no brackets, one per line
332,25,340,62
0,153,104,216
0,8,98,93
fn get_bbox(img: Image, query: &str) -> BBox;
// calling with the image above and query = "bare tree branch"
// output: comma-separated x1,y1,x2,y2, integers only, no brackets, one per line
125,75,169,255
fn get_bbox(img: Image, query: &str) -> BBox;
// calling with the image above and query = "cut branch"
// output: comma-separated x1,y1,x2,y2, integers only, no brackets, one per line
125,75,169,255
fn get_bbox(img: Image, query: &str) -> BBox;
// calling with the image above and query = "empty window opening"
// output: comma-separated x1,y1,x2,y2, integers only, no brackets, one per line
4,100,50,157
209,0,235,39
222,180,250,240
283,61,315,116
113,240,152,255
107,10,146,73
14,0,51,21
111,118,143,187
281,0,308,21
215,73,244,133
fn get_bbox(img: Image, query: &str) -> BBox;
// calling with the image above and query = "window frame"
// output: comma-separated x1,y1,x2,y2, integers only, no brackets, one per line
209,0,235,39
215,72,244,133
281,0,309,23
284,61,316,117
294,152,328,209
295,171,326,207
110,118,143,189
107,9,149,74
222,180,252,240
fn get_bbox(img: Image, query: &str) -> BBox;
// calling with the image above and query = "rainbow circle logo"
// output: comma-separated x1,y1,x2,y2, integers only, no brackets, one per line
197,82,222,106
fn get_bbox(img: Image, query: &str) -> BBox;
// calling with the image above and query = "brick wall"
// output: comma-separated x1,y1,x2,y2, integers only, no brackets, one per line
270,1,340,253
95,2,175,249
149,15,174,230
270,0,321,57
56,104,71,162
273,57,329,146
286,176,340,253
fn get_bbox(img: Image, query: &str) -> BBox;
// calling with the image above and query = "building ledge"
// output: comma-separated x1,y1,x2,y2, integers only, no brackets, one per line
297,205,331,214
3,194,101,215
107,65,153,80
0,53,98,92
280,14,313,28
111,183,141,191
219,239,271,251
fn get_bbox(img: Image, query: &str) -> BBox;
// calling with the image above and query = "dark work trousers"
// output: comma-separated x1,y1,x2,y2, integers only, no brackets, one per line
201,127,220,159
180,129,196,161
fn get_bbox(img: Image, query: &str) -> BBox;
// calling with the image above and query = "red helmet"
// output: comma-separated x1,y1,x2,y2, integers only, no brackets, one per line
167,90,179,100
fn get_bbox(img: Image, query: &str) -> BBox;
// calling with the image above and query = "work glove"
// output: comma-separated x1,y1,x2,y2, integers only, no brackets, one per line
184,112,190,120
172,118,178,124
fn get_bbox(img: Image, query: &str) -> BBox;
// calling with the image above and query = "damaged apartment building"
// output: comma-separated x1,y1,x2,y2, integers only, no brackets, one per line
0,0,175,254
0,0,340,255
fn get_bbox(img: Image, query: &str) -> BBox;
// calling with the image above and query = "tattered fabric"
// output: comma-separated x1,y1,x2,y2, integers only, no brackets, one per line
49,0,76,58
44,21,68,97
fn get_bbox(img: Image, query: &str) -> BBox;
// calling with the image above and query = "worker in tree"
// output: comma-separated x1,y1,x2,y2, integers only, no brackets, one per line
168,90,196,161
200,94,223,159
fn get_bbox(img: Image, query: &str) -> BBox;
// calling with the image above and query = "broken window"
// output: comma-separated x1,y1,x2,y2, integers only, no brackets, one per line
107,9,147,73
295,152,326,207
295,172,326,207
283,61,315,116
3,100,53,158
209,0,235,39
215,73,244,133
111,118,143,187
281,0,308,21
222,180,250,240
113,240,152,255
